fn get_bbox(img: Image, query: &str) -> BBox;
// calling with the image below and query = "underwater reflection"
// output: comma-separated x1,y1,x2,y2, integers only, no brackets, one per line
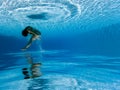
22,53,42,79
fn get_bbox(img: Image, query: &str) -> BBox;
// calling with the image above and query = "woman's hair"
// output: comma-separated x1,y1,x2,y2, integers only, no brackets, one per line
22,26,32,36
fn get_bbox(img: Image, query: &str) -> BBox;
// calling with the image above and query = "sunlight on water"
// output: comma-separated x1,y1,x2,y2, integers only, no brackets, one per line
0,0,120,36
0,0,81,23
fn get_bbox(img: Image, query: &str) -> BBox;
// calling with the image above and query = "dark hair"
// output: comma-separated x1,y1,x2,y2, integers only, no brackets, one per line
22,26,32,36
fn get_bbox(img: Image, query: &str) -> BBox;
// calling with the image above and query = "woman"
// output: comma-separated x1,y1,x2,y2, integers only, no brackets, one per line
22,26,41,50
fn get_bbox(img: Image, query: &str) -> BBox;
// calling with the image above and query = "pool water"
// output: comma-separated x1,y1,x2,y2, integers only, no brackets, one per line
0,0,120,90
0,50,120,90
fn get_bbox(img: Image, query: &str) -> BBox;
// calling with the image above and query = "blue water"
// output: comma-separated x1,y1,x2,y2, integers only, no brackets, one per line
0,0,120,90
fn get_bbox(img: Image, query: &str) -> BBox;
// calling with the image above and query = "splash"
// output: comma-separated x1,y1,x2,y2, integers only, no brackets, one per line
0,0,81,24
0,0,119,37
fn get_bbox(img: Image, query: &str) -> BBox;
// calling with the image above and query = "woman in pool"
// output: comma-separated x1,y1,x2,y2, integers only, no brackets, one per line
21,26,41,50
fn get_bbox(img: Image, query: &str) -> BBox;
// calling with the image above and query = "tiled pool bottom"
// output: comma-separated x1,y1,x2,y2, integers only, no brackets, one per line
0,50,120,90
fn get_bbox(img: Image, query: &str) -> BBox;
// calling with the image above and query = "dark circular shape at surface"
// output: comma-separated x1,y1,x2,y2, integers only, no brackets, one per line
27,13,50,20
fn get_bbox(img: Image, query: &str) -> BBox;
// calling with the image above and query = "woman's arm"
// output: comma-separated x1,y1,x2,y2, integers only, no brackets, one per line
21,35,36,50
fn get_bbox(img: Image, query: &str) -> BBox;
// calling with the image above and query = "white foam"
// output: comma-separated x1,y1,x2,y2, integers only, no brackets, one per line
0,0,81,24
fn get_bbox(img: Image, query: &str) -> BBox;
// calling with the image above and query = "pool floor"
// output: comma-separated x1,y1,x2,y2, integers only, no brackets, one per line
0,50,120,90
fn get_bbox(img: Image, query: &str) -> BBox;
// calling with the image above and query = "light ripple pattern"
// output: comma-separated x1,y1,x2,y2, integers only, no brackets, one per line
1,50,120,90
0,0,81,23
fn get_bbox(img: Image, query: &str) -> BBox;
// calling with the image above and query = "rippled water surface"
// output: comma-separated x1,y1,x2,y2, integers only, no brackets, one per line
0,0,120,36
0,50,120,90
